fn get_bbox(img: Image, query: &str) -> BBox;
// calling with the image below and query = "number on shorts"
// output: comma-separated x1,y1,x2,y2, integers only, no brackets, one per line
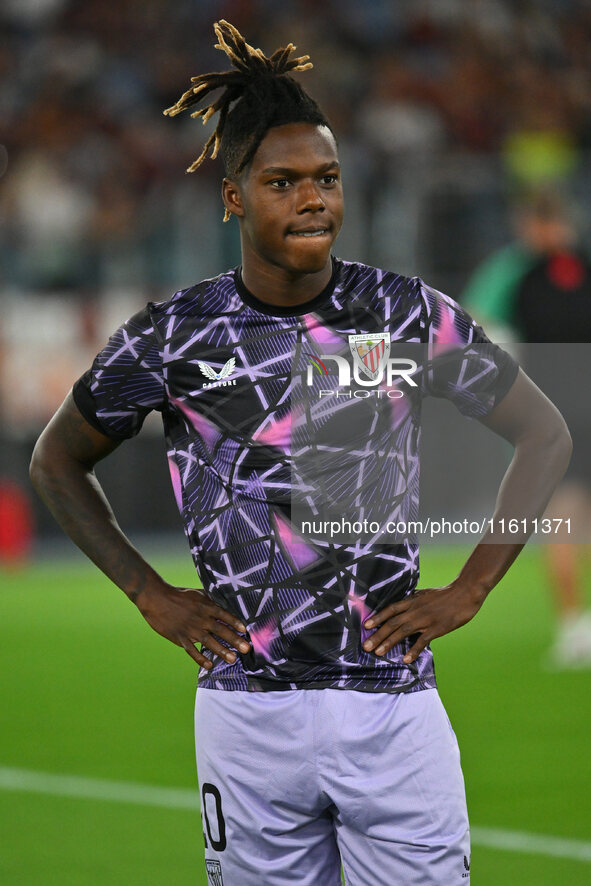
201,783,227,852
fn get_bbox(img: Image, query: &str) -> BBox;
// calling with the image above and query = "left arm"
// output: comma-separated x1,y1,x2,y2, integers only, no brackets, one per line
363,369,572,663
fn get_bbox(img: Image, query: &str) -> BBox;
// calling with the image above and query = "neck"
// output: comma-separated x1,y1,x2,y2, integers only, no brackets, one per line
240,250,333,307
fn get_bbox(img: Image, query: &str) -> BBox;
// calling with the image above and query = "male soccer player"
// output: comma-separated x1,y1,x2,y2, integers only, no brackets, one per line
31,21,571,886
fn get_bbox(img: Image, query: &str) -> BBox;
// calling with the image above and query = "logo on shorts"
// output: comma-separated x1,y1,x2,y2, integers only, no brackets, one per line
205,859,224,886
462,853,470,878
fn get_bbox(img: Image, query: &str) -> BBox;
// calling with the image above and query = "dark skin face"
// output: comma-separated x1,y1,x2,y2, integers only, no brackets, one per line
222,122,344,307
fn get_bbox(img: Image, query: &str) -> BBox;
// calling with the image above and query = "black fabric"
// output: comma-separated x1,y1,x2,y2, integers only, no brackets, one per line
515,252,591,485
73,373,142,441
515,250,591,342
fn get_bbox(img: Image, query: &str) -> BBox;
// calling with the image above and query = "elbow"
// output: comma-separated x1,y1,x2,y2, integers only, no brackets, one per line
550,411,573,463
29,436,48,494
558,420,574,474
29,431,59,495
532,413,573,475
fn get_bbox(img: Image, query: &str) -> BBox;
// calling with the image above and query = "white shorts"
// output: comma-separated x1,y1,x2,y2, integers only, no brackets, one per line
195,687,470,885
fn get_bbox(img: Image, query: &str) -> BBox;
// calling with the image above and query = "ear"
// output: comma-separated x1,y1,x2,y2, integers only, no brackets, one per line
222,177,245,219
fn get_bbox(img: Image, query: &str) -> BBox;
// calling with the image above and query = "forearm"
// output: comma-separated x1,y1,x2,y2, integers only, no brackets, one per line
456,426,572,600
29,393,248,669
364,375,573,662
30,453,164,602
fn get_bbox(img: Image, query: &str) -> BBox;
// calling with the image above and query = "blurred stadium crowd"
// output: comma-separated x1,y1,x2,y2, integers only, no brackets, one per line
3,0,591,293
2,0,591,545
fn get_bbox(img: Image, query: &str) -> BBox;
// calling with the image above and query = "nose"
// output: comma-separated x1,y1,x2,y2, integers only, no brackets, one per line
296,180,325,213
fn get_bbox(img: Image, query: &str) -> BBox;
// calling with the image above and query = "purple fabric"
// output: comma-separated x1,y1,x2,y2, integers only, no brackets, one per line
194,687,470,885
74,258,516,693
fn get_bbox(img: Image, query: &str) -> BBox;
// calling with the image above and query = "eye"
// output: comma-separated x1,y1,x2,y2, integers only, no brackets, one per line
321,174,338,185
270,178,290,189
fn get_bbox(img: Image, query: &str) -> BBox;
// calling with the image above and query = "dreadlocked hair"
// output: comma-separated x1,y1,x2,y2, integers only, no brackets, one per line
163,20,332,221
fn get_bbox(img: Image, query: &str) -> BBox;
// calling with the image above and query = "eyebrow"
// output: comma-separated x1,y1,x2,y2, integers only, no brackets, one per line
261,161,340,175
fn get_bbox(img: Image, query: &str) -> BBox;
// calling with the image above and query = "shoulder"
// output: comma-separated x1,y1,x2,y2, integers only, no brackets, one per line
417,279,485,344
418,279,461,314
333,258,421,328
333,258,469,341
334,257,419,300
461,244,536,317
147,268,240,322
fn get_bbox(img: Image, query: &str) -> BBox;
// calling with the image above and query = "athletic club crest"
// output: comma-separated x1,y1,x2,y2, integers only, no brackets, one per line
205,859,224,886
348,332,391,381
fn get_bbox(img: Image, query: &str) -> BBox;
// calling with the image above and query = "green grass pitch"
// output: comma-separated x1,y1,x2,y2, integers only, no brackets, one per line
1,547,590,885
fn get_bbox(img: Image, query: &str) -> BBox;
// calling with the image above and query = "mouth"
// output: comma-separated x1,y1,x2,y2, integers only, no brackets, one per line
287,227,331,239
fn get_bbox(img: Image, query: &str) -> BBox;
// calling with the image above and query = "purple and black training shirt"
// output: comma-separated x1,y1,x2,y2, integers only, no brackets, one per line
74,257,518,694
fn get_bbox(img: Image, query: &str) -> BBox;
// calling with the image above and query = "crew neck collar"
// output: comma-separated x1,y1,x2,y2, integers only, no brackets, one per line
234,257,338,317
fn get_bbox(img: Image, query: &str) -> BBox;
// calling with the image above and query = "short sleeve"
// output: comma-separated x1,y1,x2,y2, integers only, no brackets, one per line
72,305,164,440
419,281,519,418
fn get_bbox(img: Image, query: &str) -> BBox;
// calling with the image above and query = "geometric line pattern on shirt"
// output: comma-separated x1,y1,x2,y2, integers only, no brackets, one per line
77,258,518,693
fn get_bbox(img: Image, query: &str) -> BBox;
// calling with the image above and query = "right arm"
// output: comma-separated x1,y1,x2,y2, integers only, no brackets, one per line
29,392,250,668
